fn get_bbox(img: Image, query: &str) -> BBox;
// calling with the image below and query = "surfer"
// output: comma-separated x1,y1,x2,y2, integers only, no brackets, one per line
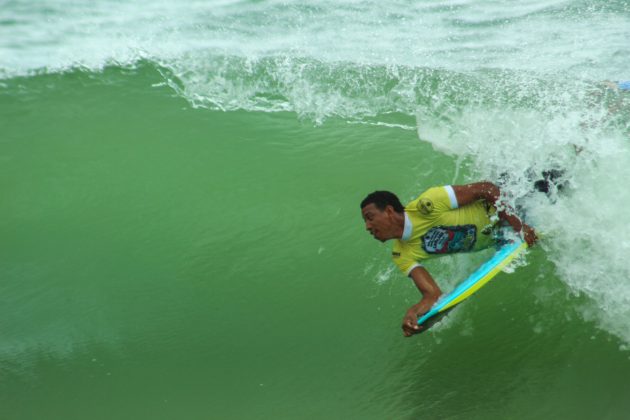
360,182,537,337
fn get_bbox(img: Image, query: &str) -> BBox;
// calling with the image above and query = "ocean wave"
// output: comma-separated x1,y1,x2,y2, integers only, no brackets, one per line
2,0,628,79
3,1,630,346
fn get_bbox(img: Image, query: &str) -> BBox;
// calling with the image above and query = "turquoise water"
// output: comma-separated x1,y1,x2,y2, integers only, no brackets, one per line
2,1,630,419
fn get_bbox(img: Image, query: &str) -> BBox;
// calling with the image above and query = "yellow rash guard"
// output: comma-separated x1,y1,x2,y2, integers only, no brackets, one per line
392,185,497,276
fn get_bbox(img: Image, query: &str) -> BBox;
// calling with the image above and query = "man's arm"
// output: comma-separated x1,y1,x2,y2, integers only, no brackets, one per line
451,182,537,246
401,266,443,337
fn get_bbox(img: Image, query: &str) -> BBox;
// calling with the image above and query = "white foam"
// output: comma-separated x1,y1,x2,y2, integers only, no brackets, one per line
417,85,630,344
2,0,629,92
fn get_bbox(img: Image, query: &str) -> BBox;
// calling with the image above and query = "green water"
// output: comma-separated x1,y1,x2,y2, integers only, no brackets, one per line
3,63,630,419
3,0,630,416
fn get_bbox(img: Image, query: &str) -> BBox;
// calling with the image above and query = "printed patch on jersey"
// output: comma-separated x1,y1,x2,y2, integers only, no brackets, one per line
422,225,477,254
417,198,434,215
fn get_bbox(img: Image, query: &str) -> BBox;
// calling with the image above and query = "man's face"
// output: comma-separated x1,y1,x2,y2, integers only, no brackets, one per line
361,203,396,242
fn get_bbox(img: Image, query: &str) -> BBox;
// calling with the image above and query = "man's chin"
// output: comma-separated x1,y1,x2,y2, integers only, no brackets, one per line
371,232,388,242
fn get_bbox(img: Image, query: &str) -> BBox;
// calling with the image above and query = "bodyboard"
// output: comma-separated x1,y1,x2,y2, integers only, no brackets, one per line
417,237,528,331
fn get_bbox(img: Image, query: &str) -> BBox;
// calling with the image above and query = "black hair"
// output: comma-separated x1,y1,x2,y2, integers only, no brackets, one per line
360,191,404,213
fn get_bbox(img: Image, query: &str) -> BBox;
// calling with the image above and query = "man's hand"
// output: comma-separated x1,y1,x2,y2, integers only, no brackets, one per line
402,308,424,337
401,300,435,337
404,267,443,337
522,224,538,247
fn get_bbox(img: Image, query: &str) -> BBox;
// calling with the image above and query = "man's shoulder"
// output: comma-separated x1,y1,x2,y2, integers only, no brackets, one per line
392,238,405,250
391,239,421,274
405,185,454,217
406,185,450,204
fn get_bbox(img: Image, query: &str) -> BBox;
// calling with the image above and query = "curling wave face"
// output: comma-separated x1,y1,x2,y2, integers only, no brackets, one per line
3,0,630,344
3,3,630,416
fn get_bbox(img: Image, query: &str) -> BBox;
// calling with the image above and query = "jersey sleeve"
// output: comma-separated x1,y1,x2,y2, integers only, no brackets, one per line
392,242,424,276
415,185,458,217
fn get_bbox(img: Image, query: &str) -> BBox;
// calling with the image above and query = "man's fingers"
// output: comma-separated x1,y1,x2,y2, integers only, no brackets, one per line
522,225,538,247
402,321,413,333
402,318,421,336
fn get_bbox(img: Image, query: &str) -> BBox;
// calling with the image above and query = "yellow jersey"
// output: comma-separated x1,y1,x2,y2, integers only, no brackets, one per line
392,185,497,275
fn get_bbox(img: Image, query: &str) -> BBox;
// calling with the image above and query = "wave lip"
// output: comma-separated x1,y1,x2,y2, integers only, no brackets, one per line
2,0,630,79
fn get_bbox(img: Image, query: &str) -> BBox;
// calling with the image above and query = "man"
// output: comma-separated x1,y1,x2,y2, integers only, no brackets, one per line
360,182,537,337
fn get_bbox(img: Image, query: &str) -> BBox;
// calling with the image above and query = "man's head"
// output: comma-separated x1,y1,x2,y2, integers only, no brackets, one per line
360,191,405,242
